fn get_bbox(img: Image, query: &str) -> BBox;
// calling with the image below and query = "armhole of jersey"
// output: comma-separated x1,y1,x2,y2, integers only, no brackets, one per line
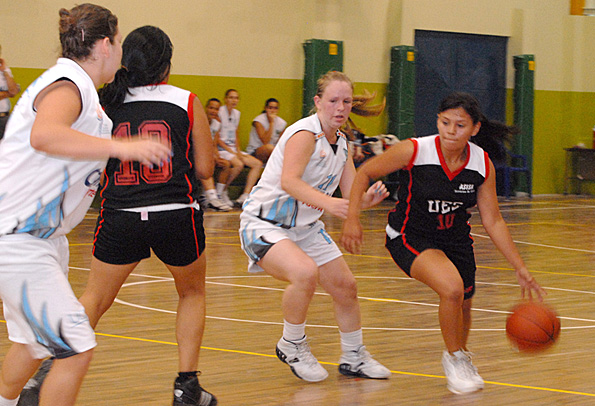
404,138,418,170
285,126,317,141
32,77,77,114
187,92,196,127
483,150,490,183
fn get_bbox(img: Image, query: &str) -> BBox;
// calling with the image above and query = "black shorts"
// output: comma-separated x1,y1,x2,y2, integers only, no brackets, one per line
385,233,477,299
93,207,205,266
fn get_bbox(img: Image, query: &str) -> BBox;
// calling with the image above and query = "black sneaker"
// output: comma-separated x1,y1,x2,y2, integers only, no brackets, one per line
173,375,217,406
17,358,54,406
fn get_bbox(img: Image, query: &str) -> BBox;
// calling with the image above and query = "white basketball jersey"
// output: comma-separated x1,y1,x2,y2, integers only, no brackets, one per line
218,106,240,152
241,113,349,227
0,58,112,238
209,118,221,139
245,113,287,154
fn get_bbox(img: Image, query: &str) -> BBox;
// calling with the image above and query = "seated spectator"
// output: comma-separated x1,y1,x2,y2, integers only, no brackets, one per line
217,89,262,206
245,98,286,163
0,44,19,140
199,98,232,211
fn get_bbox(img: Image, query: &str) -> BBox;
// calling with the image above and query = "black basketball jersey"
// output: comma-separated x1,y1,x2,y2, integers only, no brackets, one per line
100,85,197,209
388,135,489,246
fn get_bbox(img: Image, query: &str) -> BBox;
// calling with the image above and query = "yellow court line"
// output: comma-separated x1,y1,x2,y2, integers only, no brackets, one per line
94,331,595,397
1,321,594,397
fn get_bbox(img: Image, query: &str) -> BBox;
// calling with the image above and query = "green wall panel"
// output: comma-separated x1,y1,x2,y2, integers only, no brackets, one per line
8,68,595,194
302,39,344,117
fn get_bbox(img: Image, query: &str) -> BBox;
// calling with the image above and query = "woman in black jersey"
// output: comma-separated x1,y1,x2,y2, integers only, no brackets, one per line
340,92,545,395
83,26,216,406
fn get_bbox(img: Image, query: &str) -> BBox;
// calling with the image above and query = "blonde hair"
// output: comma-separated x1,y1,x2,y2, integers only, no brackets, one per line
309,71,354,115
344,90,386,135
315,71,354,98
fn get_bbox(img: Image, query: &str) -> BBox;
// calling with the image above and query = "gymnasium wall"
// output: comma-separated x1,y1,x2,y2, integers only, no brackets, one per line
1,0,594,194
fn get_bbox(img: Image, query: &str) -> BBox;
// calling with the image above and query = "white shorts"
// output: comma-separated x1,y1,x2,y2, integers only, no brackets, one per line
0,234,96,359
239,214,342,273
218,149,237,161
219,150,254,162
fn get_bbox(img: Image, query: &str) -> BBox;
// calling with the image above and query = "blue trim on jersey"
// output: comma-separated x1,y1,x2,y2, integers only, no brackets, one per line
16,168,69,238
21,282,75,358
261,195,298,228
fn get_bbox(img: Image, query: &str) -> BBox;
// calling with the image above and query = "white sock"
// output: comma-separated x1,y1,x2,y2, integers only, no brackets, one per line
0,395,19,406
215,183,225,195
283,320,306,342
205,189,218,200
340,329,363,353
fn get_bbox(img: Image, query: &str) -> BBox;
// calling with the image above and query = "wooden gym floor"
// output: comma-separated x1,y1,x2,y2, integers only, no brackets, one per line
1,195,594,405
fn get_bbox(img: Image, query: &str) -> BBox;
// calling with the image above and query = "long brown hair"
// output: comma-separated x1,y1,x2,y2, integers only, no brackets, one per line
58,3,118,61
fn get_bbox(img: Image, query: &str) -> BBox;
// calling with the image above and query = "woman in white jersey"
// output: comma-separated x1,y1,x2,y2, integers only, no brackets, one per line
245,98,287,163
239,71,391,383
340,92,545,394
0,5,170,406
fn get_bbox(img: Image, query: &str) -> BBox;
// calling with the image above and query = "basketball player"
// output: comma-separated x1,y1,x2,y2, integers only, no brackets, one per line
239,71,391,383
76,26,216,406
340,92,545,394
0,5,170,406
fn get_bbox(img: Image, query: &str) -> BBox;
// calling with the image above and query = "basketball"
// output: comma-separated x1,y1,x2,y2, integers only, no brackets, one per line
506,301,561,353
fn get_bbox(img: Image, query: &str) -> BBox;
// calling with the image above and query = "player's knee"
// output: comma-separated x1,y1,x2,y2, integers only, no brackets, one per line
292,264,318,293
439,281,465,304
331,275,358,302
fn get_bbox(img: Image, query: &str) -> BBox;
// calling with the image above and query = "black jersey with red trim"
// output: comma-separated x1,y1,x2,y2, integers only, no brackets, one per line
100,84,197,209
388,135,489,246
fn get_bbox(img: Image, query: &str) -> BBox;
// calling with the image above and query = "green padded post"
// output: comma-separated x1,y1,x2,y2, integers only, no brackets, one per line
302,39,343,117
513,54,535,194
387,46,416,139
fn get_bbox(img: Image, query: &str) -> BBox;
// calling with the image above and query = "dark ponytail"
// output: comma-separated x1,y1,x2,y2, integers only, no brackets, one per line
99,25,172,111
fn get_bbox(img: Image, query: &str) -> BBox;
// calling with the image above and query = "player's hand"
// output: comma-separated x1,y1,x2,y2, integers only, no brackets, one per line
325,197,349,219
516,267,546,301
0,58,6,71
340,216,364,254
113,137,171,167
353,146,365,163
361,181,390,209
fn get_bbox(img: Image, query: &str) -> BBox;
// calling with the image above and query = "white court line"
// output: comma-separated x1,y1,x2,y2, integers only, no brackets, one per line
108,276,595,332
497,204,595,213
470,233,595,253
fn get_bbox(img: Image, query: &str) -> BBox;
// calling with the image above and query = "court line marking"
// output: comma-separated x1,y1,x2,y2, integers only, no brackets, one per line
470,233,595,254
87,329,595,398
199,232,595,255
107,274,595,331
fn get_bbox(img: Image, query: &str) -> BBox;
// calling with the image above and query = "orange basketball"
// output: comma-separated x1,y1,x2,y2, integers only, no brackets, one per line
506,301,561,353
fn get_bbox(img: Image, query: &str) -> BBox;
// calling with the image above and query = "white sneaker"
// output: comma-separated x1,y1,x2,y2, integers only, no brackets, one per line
219,191,234,208
235,192,249,206
461,350,484,389
338,345,391,379
442,350,483,394
276,336,328,382
208,196,232,211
